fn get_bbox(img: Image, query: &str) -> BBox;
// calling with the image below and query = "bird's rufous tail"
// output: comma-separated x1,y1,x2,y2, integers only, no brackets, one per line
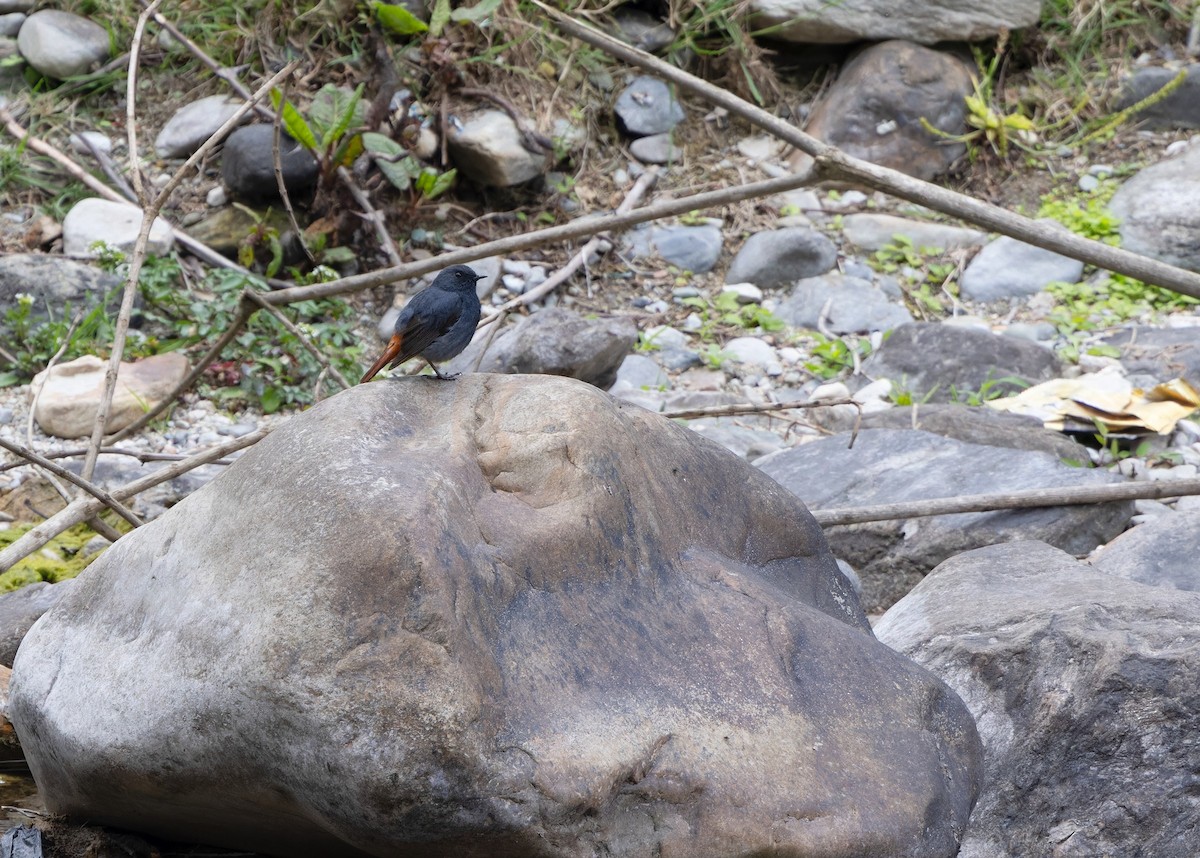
360,333,405,383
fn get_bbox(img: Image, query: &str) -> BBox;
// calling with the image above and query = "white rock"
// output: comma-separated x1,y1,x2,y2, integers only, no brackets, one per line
809,381,850,402
68,131,112,156
62,198,175,257
721,283,763,304
29,353,190,439
206,186,228,207
855,378,893,403
724,336,776,367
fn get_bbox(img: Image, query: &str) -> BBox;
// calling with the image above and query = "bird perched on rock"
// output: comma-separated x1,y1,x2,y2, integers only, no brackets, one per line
360,264,485,383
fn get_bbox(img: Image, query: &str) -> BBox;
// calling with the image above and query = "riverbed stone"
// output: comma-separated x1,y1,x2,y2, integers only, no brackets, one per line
61,198,175,258
614,75,685,137
725,227,838,288
154,94,245,158
960,230,1085,302
775,273,913,334
1109,143,1200,272
446,109,550,187
750,0,1041,44
9,375,982,858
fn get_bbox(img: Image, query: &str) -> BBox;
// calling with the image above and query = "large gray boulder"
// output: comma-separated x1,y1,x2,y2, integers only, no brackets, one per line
861,322,1063,403
10,375,982,858
877,541,1200,858
1109,143,1200,272
1089,510,1200,591
757,428,1133,611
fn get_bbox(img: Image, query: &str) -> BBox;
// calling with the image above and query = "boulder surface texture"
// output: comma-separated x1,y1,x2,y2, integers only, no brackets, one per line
10,375,981,858
877,541,1200,858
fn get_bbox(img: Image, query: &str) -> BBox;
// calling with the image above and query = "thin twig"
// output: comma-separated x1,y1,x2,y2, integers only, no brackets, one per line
27,309,83,447
0,428,268,573
0,107,279,281
125,0,164,205
82,62,299,481
472,309,507,372
104,300,253,443
0,447,236,472
535,1,1200,302
809,476,1200,527
483,168,658,320
662,397,860,420
262,168,821,306
272,77,315,265
0,438,143,527
338,165,404,267
243,289,351,389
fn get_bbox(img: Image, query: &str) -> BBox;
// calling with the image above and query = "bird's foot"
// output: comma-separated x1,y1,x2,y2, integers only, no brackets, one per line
428,362,460,381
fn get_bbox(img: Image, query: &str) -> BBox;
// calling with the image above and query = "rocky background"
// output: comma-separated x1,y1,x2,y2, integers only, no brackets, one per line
2,0,1200,855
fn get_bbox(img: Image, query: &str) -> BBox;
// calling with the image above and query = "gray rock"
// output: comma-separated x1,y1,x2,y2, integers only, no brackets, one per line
1100,326,1200,387
725,227,838,288
614,75,685,137
855,403,1091,462
0,579,73,667
750,0,1040,44
776,273,913,334
861,322,1062,403
877,540,1200,858
628,133,682,164
154,94,245,159
0,12,24,36
1090,510,1200,590
451,308,637,388
0,0,34,11
789,41,973,182
0,406,12,425
0,254,121,329
61,198,175,257
624,225,723,274
685,419,786,460
1114,65,1200,130
186,205,294,258
220,124,319,202
447,109,550,187
16,9,109,79
960,230,1085,302
612,6,675,53
609,353,669,392
841,213,986,252
723,336,777,368
1109,144,1200,272
10,376,981,858
757,429,1132,611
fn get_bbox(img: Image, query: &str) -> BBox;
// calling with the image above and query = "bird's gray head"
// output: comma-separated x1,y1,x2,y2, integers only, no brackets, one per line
438,264,487,293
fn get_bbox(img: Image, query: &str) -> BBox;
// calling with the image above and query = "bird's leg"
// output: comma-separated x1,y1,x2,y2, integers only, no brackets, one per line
426,360,461,380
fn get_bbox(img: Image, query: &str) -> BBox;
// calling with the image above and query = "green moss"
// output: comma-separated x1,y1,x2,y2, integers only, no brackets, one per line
0,522,110,592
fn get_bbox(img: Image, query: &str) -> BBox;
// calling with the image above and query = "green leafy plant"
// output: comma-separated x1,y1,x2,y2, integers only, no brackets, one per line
948,376,1030,406
271,83,367,190
681,292,785,337
803,333,872,380
1039,186,1199,340
96,250,364,413
699,343,734,370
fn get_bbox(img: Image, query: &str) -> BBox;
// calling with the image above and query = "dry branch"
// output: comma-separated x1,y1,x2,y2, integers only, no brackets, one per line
809,477,1200,527
0,438,142,527
537,2,1200,302
661,397,859,420
0,428,268,573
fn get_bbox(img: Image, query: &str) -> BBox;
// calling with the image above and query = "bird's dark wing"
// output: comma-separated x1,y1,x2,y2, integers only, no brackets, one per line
388,288,462,368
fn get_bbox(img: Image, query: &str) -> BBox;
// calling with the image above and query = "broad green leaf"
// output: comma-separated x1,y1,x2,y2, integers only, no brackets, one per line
373,1,428,35
450,0,501,24
0,371,20,387
422,165,458,199
260,385,284,413
310,84,367,148
270,89,318,150
428,0,450,36
362,131,422,191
